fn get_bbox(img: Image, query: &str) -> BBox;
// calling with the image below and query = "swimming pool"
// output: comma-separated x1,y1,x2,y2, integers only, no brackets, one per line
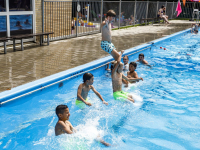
0,28,200,150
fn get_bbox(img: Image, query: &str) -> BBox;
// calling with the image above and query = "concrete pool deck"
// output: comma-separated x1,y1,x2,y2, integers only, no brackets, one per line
0,20,193,92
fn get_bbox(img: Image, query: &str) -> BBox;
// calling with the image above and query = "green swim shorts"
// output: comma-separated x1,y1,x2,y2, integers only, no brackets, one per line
75,98,88,109
113,91,129,101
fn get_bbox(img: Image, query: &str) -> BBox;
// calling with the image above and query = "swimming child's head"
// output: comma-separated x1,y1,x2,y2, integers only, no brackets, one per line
83,73,94,85
139,53,145,61
123,55,129,65
129,62,137,72
56,104,70,121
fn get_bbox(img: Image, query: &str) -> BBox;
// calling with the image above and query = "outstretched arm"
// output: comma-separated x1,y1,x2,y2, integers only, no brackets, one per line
77,85,92,106
122,74,143,82
91,85,108,105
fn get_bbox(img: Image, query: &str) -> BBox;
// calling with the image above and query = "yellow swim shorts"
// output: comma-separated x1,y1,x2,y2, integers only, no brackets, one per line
113,91,129,102
75,98,88,109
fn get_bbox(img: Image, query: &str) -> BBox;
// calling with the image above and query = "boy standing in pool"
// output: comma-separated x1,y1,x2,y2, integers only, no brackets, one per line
76,73,108,109
112,51,140,103
101,10,124,61
55,104,110,146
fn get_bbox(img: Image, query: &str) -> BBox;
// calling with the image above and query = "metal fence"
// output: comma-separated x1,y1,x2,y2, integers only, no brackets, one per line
43,1,196,41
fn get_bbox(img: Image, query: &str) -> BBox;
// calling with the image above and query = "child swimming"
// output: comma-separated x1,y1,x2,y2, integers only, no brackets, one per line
76,73,108,109
127,62,143,83
55,104,110,146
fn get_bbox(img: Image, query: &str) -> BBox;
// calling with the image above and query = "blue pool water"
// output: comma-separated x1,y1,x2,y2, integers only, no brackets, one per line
0,31,200,150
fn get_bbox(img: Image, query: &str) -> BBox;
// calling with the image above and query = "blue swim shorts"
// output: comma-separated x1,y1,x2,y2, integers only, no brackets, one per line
101,41,116,54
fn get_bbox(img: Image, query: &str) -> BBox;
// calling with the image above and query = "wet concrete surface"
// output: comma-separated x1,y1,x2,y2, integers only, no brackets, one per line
0,23,191,92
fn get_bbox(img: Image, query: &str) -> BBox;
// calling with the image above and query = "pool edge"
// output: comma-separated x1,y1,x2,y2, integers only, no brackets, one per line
0,28,191,104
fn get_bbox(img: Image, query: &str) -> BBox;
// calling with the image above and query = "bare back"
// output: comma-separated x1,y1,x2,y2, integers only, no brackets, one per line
101,21,112,42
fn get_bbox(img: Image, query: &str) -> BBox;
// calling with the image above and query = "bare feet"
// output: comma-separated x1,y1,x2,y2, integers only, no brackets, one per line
121,50,125,55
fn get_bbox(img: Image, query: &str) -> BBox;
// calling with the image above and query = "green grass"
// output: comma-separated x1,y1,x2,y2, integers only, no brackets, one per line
111,19,165,31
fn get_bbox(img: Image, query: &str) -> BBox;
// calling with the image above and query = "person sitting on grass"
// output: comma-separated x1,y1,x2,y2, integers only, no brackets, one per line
55,104,110,146
76,73,108,109
157,5,169,24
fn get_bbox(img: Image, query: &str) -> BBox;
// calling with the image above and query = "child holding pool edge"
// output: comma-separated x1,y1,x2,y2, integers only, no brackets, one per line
55,104,110,146
112,51,141,103
76,73,108,109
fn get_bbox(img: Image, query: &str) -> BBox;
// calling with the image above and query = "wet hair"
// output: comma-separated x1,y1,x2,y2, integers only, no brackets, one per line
139,53,144,58
161,5,165,8
123,55,129,60
83,73,93,83
106,10,116,17
56,104,68,117
130,62,137,68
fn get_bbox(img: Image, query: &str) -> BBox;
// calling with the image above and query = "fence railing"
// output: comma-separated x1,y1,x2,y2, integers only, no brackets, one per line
43,1,196,41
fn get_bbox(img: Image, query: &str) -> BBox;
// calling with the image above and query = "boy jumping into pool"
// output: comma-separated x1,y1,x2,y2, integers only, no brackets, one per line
55,104,110,146
76,73,108,109
101,10,124,62
112,51,141,103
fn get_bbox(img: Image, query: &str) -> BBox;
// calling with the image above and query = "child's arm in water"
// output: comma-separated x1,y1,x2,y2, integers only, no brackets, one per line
91,85,108,105
77,84,92,106
122,74,143,82
67,121,77,133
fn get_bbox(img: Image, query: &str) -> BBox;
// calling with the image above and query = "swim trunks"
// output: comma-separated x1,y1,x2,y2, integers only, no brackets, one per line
101,41,115,54
113,91,128,101
75,98,88,109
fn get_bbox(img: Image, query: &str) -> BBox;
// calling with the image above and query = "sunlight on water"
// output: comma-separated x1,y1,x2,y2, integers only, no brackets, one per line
0,31,200,150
